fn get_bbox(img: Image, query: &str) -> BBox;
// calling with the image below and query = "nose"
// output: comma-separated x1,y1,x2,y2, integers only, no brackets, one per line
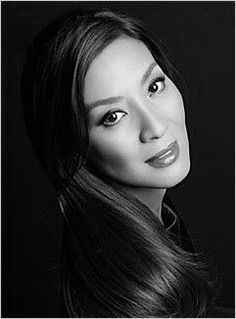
139,107,168,143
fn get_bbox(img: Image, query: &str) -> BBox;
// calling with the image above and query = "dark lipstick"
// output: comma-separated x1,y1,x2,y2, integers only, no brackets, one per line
145,140,180,168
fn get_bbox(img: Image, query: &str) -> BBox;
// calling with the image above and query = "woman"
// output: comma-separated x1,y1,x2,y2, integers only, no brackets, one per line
21,8,216,317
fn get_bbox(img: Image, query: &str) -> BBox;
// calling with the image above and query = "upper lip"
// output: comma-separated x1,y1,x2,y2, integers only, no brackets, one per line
145,140,177,163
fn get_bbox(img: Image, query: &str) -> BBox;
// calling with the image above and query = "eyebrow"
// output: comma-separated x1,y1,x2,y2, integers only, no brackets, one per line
86,96,124,111
86,61,157,111
141,61,157,86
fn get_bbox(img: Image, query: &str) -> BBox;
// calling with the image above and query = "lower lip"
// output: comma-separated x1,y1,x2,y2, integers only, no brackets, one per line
146,141,180,169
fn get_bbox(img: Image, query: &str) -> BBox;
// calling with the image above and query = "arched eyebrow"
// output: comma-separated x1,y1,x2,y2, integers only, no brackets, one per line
141,61,157,86
86,61,157,111
86,96,124,111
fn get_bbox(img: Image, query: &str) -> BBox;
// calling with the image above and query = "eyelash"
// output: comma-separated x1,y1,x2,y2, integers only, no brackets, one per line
100,76,166,127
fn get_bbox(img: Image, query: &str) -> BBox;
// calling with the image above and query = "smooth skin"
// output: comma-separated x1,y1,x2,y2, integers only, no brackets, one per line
84,36,190,218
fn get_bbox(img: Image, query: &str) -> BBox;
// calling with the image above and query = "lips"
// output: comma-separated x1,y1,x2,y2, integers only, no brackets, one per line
145,140,180,168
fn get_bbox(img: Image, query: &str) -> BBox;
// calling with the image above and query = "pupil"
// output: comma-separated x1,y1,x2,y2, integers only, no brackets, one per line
150,83,158,93
108,113,117,122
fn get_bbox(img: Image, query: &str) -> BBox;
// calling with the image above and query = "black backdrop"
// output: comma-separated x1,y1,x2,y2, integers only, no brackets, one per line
2,1,235,317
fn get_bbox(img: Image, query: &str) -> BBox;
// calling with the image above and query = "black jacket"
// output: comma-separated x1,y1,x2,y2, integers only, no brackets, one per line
162,196,195,253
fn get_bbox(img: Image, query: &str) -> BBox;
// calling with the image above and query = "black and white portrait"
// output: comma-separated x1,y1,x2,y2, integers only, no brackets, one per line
2,2,234,317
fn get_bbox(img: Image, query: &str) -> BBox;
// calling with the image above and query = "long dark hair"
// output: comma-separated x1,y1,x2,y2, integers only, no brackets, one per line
21,8,216,317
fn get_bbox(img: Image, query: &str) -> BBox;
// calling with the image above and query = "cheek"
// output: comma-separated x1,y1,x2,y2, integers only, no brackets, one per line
88,129,137,172
163,88,186,126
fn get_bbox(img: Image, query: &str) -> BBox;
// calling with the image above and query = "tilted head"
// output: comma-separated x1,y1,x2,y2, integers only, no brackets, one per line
21,10,215,318
21,9,189,190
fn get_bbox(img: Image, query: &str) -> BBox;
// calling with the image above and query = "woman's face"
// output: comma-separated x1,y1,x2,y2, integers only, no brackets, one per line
84,37,190,188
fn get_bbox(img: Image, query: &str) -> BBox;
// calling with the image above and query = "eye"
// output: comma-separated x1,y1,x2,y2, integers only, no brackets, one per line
102,111,127,127
148,77,166,96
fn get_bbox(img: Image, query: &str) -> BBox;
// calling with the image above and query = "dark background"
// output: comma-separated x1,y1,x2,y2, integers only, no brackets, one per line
2,1,235,317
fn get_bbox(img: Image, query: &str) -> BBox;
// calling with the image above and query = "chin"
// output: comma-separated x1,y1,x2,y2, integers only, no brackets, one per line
143,156,191,189
160,168,190,188
159,160,190,188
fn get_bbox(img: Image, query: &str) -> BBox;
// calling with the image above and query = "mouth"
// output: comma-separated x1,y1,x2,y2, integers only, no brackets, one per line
145,140,180,168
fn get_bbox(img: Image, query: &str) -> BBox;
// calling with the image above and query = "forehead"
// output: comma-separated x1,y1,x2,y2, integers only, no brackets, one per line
84,37,159,104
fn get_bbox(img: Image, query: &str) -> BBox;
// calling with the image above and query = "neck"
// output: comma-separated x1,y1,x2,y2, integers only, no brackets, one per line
120,185,166,223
